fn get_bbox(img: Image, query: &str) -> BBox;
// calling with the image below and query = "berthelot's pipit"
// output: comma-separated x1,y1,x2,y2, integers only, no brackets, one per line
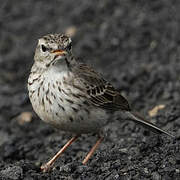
28,34,174,172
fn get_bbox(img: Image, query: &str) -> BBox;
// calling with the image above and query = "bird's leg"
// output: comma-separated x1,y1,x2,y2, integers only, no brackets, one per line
41,136,79,172
82,136,104,164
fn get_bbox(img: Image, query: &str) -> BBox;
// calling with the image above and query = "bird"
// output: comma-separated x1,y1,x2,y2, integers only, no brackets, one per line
27,33,174,172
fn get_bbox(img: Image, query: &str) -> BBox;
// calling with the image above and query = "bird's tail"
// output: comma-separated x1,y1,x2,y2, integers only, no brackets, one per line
126,111,175,138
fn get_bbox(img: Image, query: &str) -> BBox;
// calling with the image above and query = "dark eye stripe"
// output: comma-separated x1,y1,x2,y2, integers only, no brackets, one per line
41,45,47,52
66,43,72,50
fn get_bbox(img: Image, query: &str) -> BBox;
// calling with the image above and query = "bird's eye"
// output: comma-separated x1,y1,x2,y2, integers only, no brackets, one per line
41,45,48,52
66,43,72,51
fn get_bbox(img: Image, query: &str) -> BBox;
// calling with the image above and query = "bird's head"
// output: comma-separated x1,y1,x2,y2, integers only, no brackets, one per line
34,34,72,69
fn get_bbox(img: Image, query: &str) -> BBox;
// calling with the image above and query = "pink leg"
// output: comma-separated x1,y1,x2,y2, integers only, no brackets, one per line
41,136,78,172
82,136,104,164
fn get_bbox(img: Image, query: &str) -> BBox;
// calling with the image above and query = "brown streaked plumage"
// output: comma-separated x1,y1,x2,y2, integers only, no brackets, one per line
28,33,174,172
72,63,131,111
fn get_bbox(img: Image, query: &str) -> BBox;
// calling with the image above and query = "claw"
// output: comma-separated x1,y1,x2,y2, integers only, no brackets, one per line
40,162,54,173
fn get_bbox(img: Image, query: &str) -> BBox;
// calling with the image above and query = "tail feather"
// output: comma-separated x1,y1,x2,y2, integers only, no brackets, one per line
126,111,175,138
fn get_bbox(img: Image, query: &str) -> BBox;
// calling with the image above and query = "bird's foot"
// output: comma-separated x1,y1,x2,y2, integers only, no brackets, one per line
40,162,54,173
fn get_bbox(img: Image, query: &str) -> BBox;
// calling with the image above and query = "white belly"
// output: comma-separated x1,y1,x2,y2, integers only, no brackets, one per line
28,70,109,134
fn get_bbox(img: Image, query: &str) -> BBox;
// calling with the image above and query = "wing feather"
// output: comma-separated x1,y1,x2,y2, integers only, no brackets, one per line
72,63,131,111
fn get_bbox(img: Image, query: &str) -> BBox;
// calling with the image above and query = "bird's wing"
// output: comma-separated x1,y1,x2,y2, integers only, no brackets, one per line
72,63,131,111
71,63,174,138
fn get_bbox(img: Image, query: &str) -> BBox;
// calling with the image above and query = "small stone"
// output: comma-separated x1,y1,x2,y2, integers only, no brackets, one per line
76,165,87,174
152,172,161,180
60,164,72,173
16,112,33,125
148,104,165,117
119,148,128,153
65,26,77,37
150,40,157,50
174,117,180,126
144,167,149,174
114,174,120,179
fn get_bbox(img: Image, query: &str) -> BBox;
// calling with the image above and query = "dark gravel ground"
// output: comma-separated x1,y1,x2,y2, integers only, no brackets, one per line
0,0,180,179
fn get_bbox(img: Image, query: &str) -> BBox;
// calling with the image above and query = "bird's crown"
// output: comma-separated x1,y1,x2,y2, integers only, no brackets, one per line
40,34,72,50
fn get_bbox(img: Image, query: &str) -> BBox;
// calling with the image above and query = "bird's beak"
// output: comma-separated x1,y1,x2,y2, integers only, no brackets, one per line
52,49,67,58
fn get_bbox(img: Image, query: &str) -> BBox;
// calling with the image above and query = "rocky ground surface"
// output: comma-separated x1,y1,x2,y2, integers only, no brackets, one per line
0,0,180,179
